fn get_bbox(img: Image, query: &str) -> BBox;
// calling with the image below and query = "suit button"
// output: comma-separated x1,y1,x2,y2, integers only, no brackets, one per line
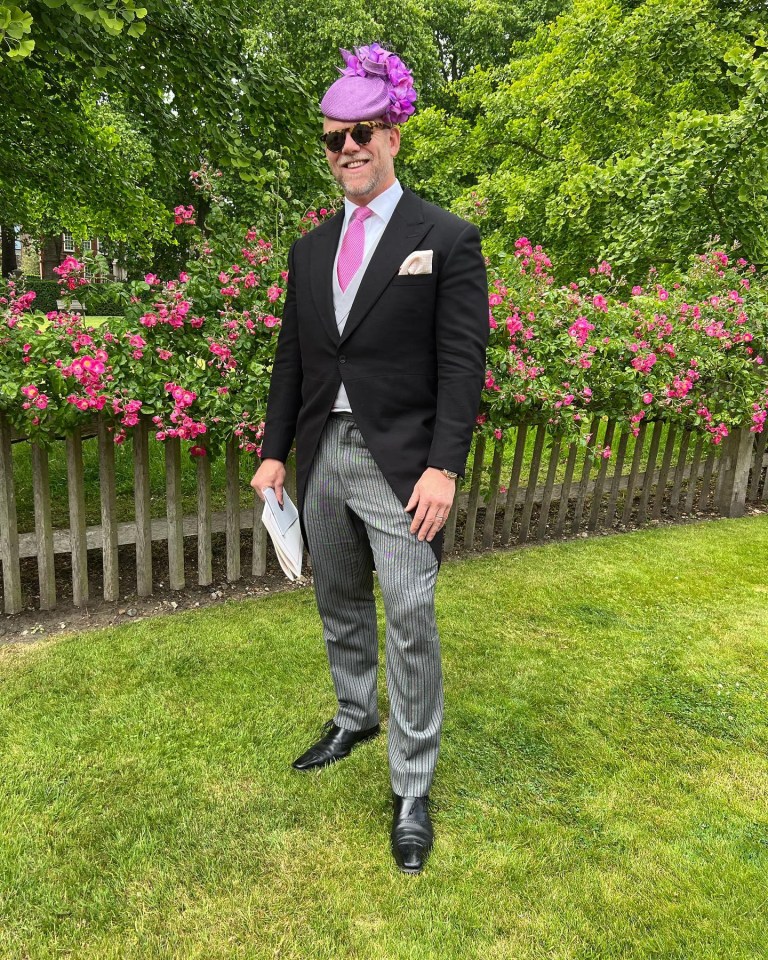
338,354,346,363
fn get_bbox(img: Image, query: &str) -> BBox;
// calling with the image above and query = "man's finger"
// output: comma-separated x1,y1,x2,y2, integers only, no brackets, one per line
411,507,429,534
425,514,446,542
423,500,453,540
274,481,284,507
417,507,441,540
405,488,419,513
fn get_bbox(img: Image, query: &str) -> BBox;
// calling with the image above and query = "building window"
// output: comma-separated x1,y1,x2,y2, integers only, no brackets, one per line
62,232,75,253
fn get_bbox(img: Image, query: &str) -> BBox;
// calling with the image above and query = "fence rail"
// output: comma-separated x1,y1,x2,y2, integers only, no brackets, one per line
0,413,766,615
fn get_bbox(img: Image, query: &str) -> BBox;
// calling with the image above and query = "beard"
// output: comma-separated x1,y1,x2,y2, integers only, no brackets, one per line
333,155,387,198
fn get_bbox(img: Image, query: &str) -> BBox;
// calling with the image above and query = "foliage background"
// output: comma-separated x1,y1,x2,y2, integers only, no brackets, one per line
1,0,767,455
3,0,767,282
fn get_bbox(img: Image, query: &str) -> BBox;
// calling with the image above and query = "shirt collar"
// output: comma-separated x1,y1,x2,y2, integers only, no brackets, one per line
343,179,403,228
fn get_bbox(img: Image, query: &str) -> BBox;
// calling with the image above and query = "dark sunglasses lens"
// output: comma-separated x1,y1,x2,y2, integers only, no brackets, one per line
324,130,346,152
351,124,374,146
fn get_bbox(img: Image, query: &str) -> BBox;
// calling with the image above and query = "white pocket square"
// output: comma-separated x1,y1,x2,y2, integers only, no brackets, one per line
398,250,433,276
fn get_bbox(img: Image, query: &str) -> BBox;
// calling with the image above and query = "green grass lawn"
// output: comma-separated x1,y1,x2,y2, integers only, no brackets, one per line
1,518,767,959
83,315,120,326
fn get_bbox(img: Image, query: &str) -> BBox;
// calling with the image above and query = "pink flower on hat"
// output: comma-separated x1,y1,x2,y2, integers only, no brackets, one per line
335,43,418,125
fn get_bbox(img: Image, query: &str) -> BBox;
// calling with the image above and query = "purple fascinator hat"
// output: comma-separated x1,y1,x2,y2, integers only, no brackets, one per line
320,43,418,124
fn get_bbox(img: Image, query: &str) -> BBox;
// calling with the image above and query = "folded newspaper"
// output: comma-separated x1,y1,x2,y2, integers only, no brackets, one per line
261,488,304,581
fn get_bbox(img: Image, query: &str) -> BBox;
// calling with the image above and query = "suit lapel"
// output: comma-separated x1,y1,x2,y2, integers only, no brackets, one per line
309,210,344,343
340,189,433,346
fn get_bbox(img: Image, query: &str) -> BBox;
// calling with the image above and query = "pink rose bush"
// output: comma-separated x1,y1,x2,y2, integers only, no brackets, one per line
1,201,766,461
482,240,767,446
0,174,292,457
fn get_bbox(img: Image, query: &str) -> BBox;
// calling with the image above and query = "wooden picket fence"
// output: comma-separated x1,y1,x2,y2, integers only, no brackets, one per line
0,413,766,616
443,419,765,553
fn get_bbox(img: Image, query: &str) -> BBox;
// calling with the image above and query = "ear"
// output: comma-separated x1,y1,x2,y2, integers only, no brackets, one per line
389,125,401,158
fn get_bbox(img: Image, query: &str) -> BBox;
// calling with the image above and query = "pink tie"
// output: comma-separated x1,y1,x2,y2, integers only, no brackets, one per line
337,206,373,292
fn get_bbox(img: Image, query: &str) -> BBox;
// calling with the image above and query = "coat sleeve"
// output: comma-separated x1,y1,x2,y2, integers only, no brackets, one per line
259,240,302,463
426,223,489,477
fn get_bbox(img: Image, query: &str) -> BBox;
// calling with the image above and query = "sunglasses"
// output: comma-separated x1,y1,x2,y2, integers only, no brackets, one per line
320,121,392,153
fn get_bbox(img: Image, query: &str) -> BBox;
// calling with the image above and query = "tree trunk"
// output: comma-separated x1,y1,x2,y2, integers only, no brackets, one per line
40,235,63,279
1,225,18,277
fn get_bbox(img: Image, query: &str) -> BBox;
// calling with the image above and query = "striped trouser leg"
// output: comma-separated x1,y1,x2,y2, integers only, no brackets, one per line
303,414,442,797
304,418,380,732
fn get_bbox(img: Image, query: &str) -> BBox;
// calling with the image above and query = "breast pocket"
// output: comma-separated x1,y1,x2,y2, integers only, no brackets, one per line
389,274,436,287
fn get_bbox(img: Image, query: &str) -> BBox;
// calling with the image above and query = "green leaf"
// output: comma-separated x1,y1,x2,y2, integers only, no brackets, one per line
71,2,97,20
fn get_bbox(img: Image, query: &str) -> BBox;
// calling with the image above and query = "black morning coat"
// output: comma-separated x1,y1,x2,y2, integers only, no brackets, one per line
259,187,490,562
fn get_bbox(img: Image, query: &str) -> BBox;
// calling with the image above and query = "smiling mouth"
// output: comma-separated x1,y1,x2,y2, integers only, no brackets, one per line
342,159,370,170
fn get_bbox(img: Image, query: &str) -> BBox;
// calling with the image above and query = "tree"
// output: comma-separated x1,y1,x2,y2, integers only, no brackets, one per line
421,0,565,87
0,0,326,272
401,0,768,278
252,0,566,109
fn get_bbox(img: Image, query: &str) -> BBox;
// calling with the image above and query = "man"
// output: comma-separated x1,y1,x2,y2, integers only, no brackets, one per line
251,43,488,874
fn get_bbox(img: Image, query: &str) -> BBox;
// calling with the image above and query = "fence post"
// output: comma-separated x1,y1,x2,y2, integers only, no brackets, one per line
66,426,89,606
197,441,213,586
482,439,505,548
166,436,185,591
519,424,546,543
31,440,56,610
715,428,754,518
98,416,120,602
133,416,152,596
225,438,241,582
748,430,767,501
463,436,486,550
501,425,527,545
537,434,562,542
252,453,267,577
0,414,22,614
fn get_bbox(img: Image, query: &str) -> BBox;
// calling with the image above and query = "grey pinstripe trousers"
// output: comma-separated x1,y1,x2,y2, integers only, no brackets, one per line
303,413,443,797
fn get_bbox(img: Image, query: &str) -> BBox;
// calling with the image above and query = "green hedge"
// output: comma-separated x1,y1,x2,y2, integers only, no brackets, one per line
85,283,127,317
22,277,128,317
23,277,58,313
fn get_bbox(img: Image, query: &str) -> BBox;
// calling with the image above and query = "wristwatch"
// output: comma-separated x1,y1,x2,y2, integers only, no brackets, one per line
438,468,458,479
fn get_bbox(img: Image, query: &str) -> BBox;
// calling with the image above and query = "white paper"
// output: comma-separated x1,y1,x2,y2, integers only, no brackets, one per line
262,488,304,581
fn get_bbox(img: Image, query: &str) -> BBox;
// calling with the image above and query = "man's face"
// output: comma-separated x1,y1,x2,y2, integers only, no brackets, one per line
322,118,401,205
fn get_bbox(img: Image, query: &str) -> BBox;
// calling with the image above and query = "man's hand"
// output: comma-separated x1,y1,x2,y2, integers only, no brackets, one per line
405,468,456,542
250,458,287,506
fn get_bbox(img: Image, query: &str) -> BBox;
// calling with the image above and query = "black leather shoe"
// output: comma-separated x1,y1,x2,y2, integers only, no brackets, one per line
291,719,380,771
391,794,433,874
